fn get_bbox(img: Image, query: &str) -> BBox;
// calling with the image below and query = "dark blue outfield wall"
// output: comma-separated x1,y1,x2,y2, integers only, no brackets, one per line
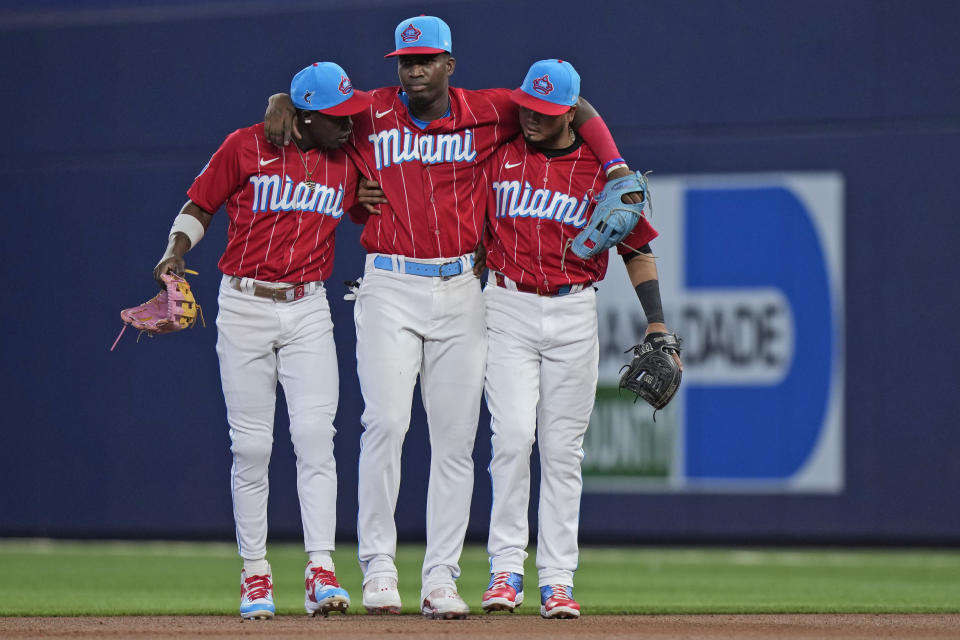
2,1,959,544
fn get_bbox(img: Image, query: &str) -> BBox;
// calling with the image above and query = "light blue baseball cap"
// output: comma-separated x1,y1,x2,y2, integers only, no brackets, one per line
290,61,373,115
385,15,452,58
510,59,581,116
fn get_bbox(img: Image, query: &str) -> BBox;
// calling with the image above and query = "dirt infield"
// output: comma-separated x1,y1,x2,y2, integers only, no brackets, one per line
2,614,959,640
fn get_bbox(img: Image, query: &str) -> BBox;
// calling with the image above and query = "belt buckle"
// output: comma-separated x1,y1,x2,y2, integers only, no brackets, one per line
271,285,301,302
440,260,461,280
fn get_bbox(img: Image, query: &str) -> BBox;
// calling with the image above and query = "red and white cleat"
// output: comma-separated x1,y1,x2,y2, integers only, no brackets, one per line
482,571,524,612
239,568,275,620
540,584,580,619
304,562,350,616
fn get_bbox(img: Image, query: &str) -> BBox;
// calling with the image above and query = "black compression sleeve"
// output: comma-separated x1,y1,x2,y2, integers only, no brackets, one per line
634,279,665,324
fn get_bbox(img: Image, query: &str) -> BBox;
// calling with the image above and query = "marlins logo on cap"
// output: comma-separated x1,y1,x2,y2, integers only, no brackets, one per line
289,61,373,116
510,59,581,116
400,23,423,43
385,15,452,57
532,75,555,96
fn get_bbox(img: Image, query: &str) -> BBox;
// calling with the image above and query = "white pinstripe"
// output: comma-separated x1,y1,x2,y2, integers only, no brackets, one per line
512,146,530,276
236,132,263,276
454,97,482,255
384,108,414,255
301,156,341,283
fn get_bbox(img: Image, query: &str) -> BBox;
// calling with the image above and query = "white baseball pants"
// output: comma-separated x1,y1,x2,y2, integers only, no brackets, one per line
483,284,598,587
354,254,485,599
216,275,339,561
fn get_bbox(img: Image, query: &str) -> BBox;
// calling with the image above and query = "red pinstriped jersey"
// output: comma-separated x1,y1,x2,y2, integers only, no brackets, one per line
187,123,359,283
483,134,657,291
344,87,520,258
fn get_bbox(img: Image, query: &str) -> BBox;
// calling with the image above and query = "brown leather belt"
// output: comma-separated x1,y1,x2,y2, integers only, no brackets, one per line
229,278,311,302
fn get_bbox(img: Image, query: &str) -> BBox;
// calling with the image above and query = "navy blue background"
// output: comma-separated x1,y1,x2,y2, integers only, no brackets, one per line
2,0,959,544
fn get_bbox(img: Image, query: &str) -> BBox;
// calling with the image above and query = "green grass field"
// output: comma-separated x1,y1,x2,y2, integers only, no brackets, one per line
1,540,958,616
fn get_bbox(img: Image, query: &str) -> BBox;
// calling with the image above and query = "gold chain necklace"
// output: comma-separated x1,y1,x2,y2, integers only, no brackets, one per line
294,145,323,193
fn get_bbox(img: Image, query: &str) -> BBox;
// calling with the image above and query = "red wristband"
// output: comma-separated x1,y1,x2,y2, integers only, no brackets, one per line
577,116,623,168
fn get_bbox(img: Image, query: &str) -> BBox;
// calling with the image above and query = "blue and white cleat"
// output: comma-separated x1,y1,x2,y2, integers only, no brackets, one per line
240,568,275,620
304,561,350,616
540,584,580,619
482,571,524,612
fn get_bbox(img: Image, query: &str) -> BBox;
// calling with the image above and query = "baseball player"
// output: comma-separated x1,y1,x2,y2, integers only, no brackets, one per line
477,59,682,619
263,16,638,619
153,62,372,620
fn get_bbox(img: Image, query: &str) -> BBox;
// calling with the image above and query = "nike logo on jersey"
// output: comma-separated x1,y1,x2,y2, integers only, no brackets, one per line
505,161,523,169
259,157,279,166
375,108,394,119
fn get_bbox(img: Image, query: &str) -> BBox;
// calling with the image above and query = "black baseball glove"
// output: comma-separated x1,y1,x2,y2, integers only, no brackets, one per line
618,332,682,410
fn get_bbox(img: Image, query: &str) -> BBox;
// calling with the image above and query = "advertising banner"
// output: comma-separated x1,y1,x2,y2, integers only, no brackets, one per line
586,173,844,493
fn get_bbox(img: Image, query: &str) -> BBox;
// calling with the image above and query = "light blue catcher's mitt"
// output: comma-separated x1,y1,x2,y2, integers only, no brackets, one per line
571,171,649,259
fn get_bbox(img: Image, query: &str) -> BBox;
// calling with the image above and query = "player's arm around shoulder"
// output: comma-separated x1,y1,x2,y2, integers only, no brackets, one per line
264,93,297,147
571,97,644,205
468,86,515,108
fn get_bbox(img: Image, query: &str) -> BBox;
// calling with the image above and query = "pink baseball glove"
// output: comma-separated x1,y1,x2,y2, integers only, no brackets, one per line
110,272,204,350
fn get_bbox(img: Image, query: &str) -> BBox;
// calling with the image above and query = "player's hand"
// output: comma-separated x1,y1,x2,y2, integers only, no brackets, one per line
472,241,487,277
264,93,299,147
358,178,387,214
607,166,645,205
646,322,683,371
153,256,185,288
